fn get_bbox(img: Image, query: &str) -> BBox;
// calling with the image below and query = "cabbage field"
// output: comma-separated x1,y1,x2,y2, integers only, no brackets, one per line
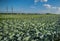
0,14,60,41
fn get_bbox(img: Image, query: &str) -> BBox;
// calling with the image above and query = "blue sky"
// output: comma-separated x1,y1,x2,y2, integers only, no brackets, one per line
0,0,60,14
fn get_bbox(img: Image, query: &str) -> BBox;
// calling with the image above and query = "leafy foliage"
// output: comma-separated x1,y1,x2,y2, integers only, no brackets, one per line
0,15,60,41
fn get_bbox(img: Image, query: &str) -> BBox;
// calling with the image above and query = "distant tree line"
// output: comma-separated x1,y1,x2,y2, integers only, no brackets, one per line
0,13,56,15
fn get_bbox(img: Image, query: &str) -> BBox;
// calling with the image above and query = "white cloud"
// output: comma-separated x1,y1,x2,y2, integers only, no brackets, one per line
34,0,48,3
43,4,51,8
34,0,39,5
34,0,48,5
43,4,58,9
41,0,48,2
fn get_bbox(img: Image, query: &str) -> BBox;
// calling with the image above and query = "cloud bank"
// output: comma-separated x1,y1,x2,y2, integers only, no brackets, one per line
33,0,60,14
43,4,60,14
